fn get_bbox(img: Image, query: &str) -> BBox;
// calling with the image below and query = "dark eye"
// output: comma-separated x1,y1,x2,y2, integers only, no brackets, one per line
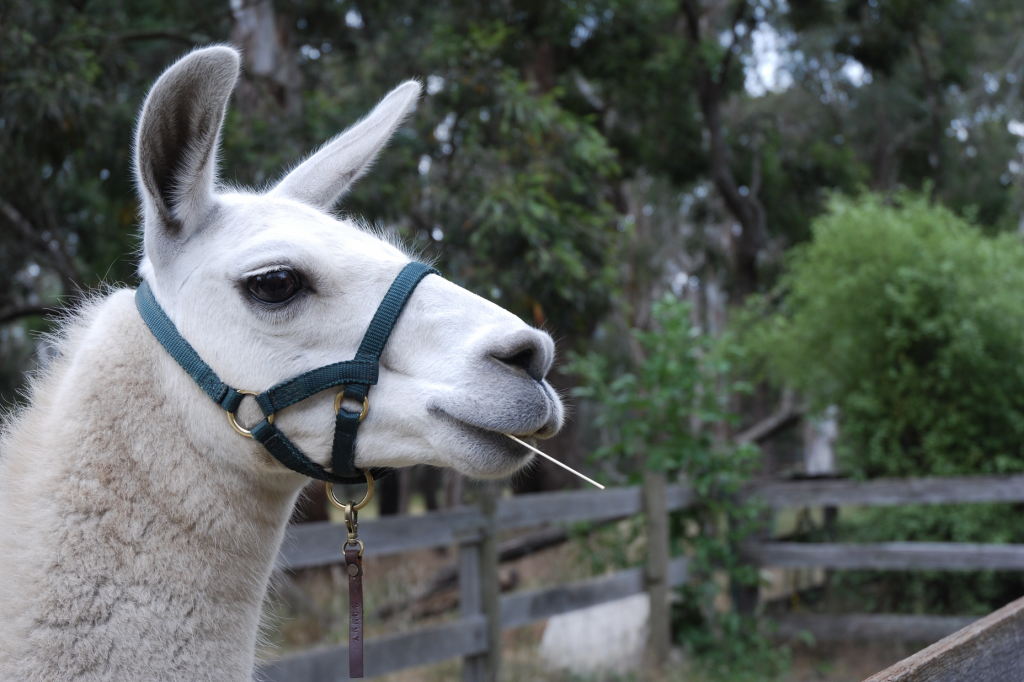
247,270,301,304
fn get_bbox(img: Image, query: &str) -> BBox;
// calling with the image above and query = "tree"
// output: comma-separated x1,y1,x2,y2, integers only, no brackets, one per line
0,0,229,401
786,0,1024,223
744,192,1024,477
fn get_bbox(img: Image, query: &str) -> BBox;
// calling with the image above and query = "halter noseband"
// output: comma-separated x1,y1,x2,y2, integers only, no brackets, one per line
135,261,438,484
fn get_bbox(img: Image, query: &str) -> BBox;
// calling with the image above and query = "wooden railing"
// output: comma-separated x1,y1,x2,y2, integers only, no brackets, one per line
261,473,1024,680
740,473,1024,646
262,478,690,681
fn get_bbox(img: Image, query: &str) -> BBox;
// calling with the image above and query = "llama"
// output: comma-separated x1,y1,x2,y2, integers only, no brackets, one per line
0,46,563,681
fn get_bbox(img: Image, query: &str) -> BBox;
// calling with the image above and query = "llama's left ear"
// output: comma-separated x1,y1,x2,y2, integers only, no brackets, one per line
135,46,240,246
269,80,422,210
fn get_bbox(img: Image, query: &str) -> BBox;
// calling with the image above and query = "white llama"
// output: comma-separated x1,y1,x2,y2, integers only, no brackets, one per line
0,46,563,681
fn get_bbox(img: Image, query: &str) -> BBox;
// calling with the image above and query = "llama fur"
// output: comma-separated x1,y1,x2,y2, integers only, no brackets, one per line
0,291,301,680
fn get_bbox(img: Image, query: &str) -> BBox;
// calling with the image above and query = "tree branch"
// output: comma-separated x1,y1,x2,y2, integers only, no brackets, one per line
736,391,805,444
118,31,199,45
719,0,752,78
750,138,763,197
910,32,944,199
680,0,702,44
0,197,81,300
678,3,768,297
0,305,60,325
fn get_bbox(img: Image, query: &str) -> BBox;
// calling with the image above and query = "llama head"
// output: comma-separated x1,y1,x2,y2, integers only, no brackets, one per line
134,46,563,480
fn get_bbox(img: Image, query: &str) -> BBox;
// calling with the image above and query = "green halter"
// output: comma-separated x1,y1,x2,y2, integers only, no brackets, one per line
135,262,438,484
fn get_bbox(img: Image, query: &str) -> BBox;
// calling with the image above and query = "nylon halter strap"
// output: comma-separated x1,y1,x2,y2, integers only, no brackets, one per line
135,261,439,485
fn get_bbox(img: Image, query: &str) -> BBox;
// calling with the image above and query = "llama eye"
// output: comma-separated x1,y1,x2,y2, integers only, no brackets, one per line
247,270,301,304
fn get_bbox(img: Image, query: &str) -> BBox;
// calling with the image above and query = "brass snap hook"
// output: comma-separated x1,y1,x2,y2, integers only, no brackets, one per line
227,390,274,438
340,502,365,558
327,473,373,559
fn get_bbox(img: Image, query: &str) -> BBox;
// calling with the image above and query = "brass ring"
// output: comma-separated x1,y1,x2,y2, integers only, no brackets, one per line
344,538,365,558
227,390,274,438
334,390,369,422
326,471,375,512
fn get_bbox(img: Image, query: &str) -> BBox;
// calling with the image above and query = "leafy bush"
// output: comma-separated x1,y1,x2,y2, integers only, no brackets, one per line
744,191,1024,477
570,294,749,477
569,295,788,680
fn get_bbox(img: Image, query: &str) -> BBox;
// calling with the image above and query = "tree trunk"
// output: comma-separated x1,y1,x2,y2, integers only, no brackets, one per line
911,33,945,201
229,0,302,116
681,0,767,300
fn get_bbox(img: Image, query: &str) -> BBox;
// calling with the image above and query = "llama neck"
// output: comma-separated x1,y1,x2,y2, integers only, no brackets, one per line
0,290,305,681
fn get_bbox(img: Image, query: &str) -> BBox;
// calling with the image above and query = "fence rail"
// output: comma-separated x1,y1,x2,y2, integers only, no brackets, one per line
279,484,693,570
774,614,980,644
744,473,1024,682
264,557,692,681
500,557,689,630
263,615,488,681
265,473,1024,681
744,541,1024,571
740,473,1024,508
267,481,690,681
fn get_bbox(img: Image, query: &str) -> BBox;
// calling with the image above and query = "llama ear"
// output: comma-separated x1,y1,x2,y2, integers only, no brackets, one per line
135,46,240,243
269,80,422,210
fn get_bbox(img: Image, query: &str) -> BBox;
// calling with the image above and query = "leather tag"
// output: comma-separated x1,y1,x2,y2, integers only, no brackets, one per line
346,546,364,678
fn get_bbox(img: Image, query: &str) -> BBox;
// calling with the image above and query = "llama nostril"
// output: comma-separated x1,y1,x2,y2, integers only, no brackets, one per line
495,347,538,379
489,330,552,382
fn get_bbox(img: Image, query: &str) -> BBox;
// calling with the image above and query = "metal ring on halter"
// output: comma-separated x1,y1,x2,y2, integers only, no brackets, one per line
326,470,375,511
334,389,369,422
344,538,365,558
227,390,274,438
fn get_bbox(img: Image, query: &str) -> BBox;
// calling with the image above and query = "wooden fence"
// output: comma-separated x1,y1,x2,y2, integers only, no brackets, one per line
261,473,1024,681
263,475,690,681
739,473,1024,645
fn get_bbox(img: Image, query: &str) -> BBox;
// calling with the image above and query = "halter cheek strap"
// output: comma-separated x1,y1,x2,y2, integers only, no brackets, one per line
135,261,438,485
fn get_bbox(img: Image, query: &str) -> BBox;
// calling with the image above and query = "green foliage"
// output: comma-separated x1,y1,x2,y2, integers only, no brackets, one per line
570,295,748,476
790,0,966,78
744,192,1024,477
569,296,786,680
673,608,791,682
784,0,1024,224
413,22,623,335
215,4,625,339
0,0,228,403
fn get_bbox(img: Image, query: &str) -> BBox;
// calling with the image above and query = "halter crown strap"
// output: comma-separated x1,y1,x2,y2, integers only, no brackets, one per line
136,281,247,413
135,262,438,485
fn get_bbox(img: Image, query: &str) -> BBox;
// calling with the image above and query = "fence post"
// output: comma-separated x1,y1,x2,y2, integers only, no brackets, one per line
478,483,502,682
462,483,501,682
459,534,485,682
644,470,670,669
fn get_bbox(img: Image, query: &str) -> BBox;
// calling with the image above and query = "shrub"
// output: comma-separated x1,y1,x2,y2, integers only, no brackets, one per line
570,295,787,680
745,191,1024,477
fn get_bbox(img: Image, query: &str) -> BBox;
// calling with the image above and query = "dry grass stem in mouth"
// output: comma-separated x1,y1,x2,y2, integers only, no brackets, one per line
503,434,605,490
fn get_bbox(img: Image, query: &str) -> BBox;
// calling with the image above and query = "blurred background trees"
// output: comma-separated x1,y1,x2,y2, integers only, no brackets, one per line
6,0,1023,463
3,0,1024,498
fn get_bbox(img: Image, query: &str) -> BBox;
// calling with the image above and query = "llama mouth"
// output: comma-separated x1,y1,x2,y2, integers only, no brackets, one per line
428,408,542,469
429,407,548,441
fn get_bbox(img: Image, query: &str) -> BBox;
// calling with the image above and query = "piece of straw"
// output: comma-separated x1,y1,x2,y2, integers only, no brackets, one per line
504,434,605,490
